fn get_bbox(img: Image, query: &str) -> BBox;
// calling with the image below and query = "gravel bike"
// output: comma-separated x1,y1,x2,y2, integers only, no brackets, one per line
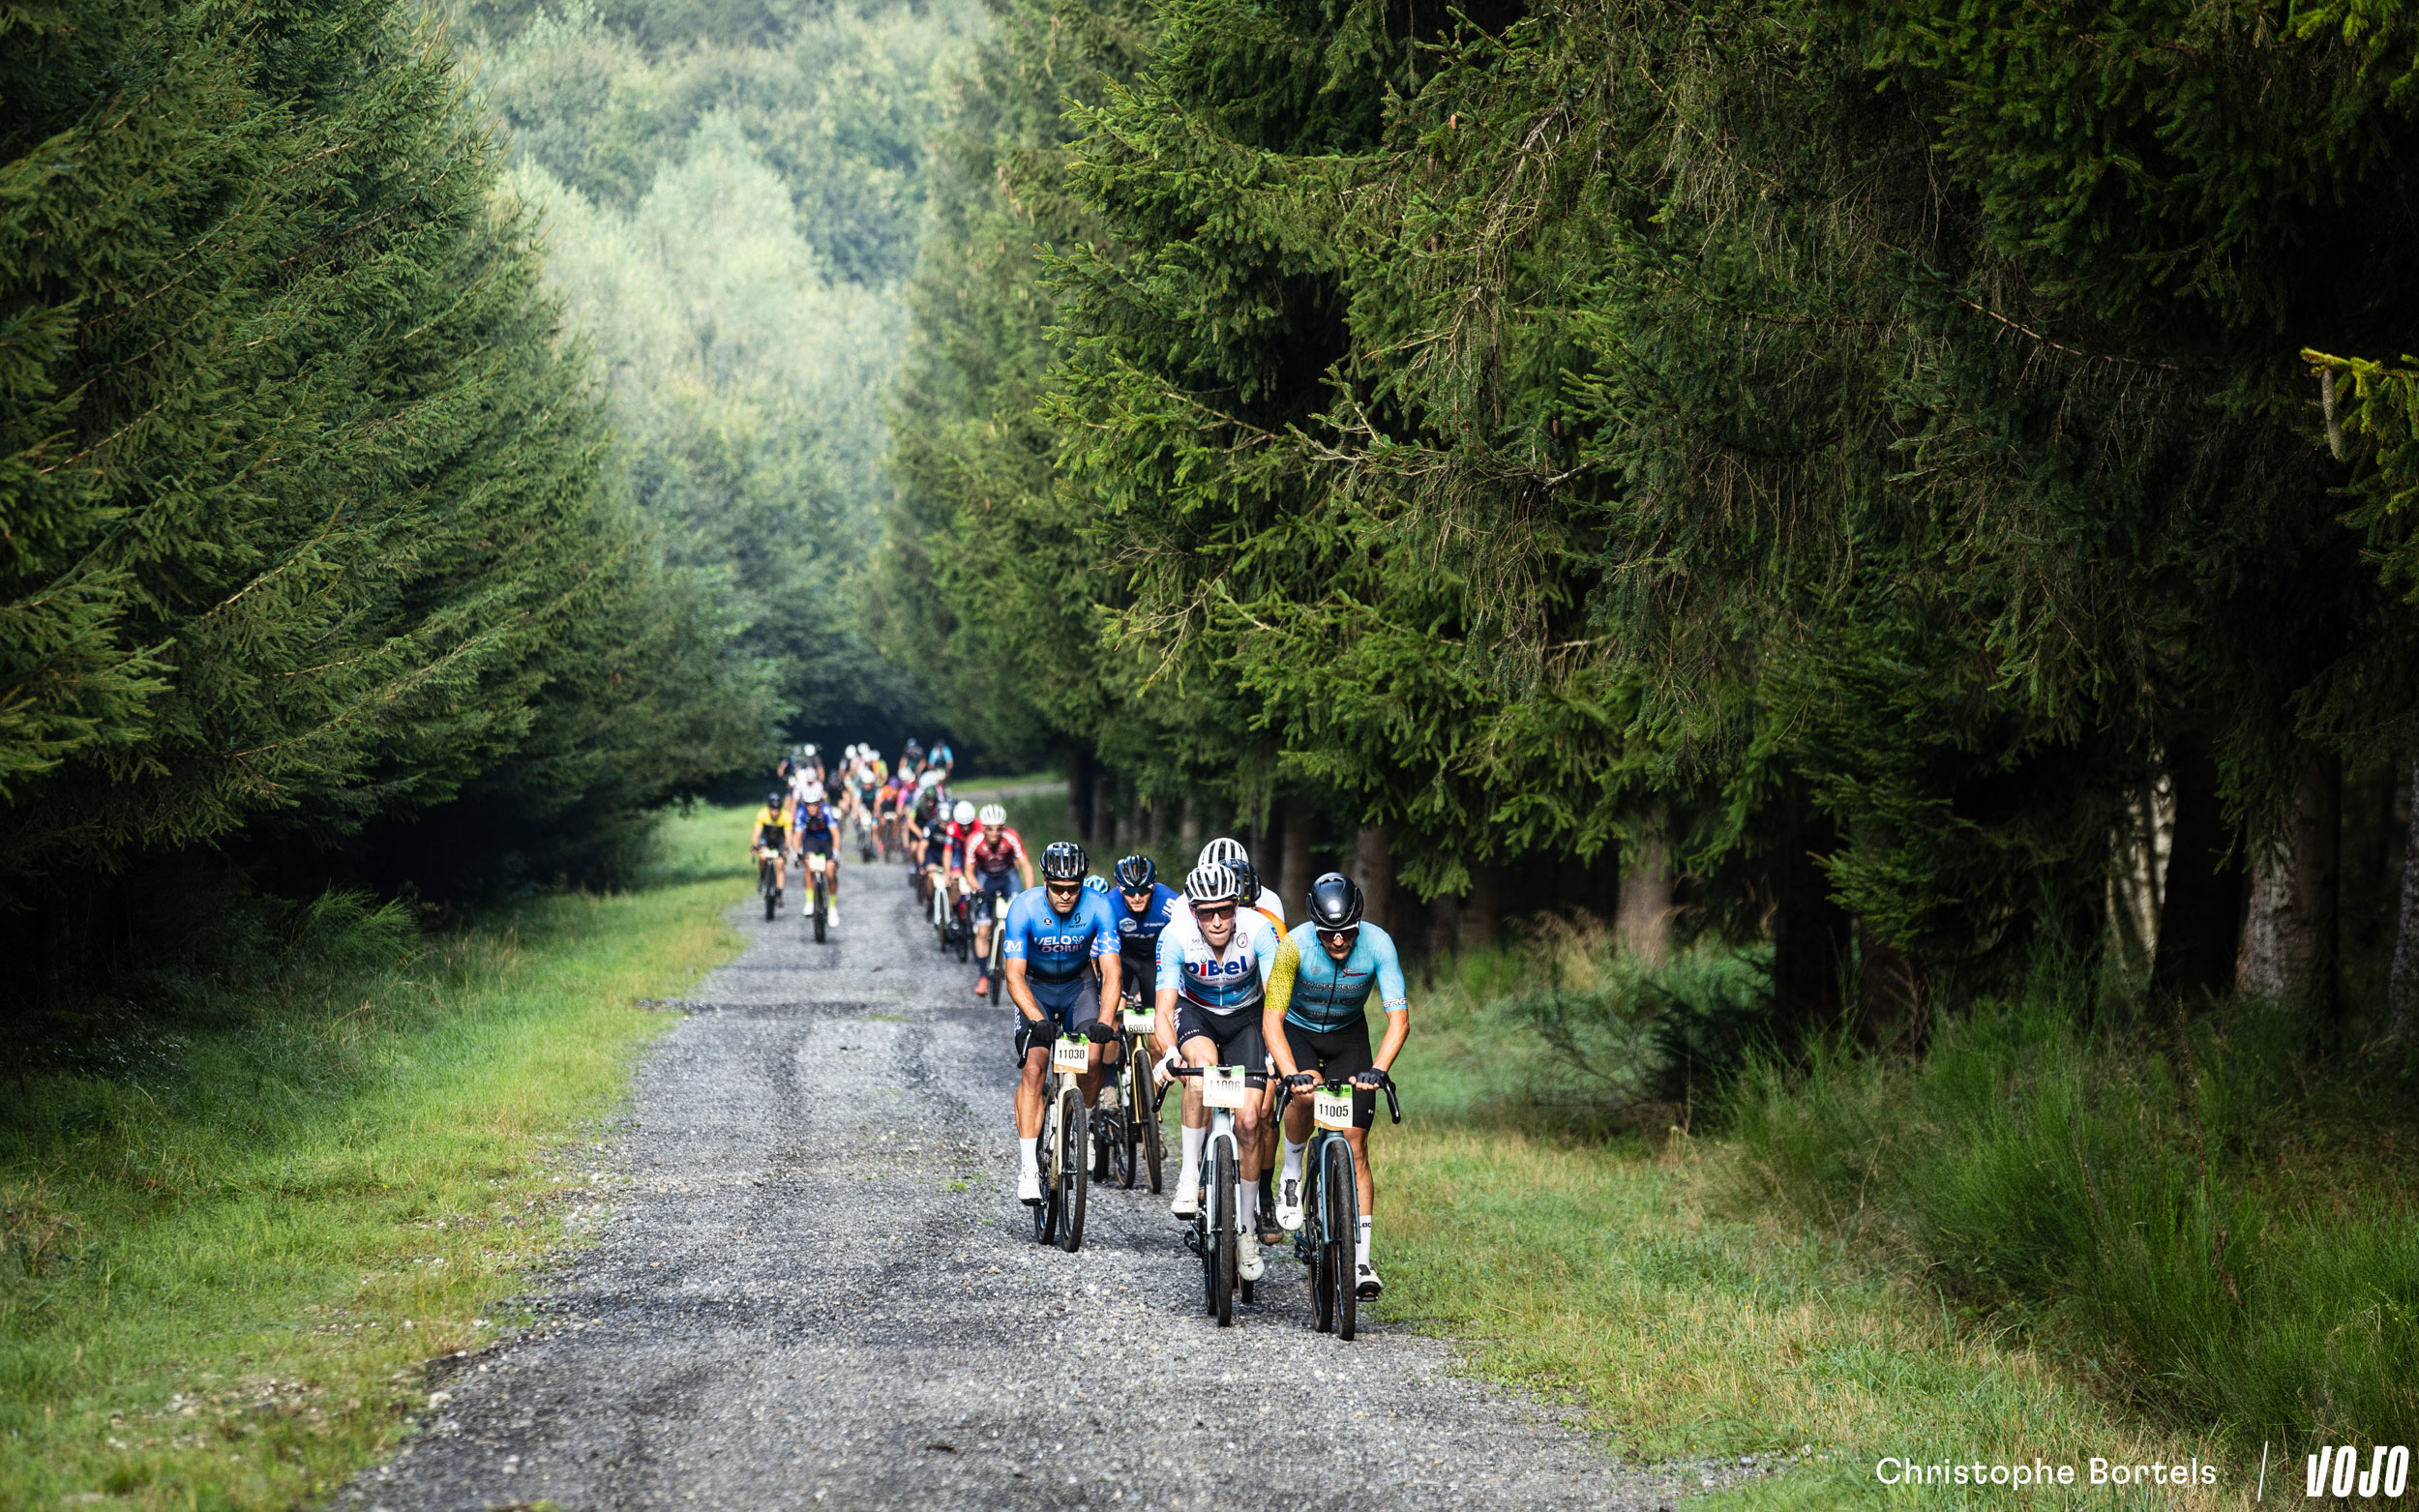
803,849,831,942
1277,1071,1401,1340
756,848,783,921
1031,1031,1092,1252
1094,984,1163,1191
984,894,1009,1004
1169,1063,1266,1326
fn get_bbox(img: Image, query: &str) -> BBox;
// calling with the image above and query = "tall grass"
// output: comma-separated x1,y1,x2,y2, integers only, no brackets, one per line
0,807,748,1511
1724,996,2419,1454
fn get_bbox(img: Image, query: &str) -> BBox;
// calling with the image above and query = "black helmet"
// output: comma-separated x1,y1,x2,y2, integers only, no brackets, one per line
767,789,787,808
1232,859,1260,902
1041,841,1088,882
1114,854,1156,890
1306,872,1364,932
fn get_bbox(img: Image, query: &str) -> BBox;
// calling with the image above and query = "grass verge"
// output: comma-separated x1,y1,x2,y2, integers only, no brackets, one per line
0,807,748,1512
1370,966,2261,1508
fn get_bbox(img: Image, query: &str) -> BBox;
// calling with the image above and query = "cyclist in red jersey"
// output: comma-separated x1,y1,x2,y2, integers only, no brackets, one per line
966,801,1035,996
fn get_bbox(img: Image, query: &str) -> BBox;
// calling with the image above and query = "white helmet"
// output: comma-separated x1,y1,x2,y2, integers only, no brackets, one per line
917,769,944,791
1198,836,1248,870
977,803,1006,826
1184,861,1244,904
952,799,975,825
802,781,825,804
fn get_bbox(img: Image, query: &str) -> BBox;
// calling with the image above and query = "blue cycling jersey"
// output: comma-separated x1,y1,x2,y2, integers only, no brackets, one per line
1000,885,1118,983
1280,920,1409,1033
1112,883,1182,957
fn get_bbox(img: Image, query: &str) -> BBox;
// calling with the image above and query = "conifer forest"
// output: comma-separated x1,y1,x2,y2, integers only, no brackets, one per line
5,0,2418,1482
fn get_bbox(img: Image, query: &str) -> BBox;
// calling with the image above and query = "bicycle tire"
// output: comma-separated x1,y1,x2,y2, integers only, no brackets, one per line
1307,1139,1335,1333
812,875,826,942
1111,1063,1138,1188
1139,1059,1165,1194
1329,1138,1359,1340
1058,1084,1089,1253
1033,1096,1060,1245
1212,1141,1237,1327
762,861,777,921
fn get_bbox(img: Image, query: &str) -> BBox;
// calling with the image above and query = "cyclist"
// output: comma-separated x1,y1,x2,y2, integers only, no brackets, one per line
929,738,956,779
880,770,914,858
1199,836,1285,929
1004,841,1123,1203
1109,854,1181,1011
912,786,951,907
749,789,790,911
967,802,1033,997
1264,872,1409,1299
790,781,842,926
901,737,926,779
1152,860,1294,1284
941,798,980,931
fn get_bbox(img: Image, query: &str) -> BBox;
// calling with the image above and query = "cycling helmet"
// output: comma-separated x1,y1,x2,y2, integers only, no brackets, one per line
978,803,1007,826
1198,836,1248,870
1083,874,1110,894
766,789,786,808
802,781,825,804
1114,854,1156,890
1184,861,1244,904
918,770,945,791
1041,841,1088,882
1306,872,1365,932
1232,859,1261,902
952,799,976,825
803,743,818,758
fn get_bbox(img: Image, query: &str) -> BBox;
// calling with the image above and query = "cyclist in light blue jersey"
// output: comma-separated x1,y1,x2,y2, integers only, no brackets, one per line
1262,871,1410,1299
1002,841,1122,1204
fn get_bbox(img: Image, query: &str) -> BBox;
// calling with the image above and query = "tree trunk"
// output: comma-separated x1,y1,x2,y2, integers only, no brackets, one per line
1465,861,1501,948
1769,799,1849,1045
2237,747,2340,1014
1425,891,1463,958
2151,729,2243,1003
1180,795,1203,846
1276,797,1316,916
1855,919,1926,1047
1065,747,1093,838
1090,772,1118,856
1613,804,1676,964
1353,824,1394,934
2390,753,2419,1040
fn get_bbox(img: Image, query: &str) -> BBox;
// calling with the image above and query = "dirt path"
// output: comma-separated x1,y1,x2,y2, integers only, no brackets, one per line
344,856,1673,1510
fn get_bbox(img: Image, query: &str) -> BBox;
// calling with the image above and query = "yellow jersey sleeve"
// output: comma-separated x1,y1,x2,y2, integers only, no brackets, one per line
1265,934,1299,1021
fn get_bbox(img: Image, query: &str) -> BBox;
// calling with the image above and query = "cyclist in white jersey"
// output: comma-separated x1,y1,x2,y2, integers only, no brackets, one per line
1198,835,1286,1237
1151,861,1296,1283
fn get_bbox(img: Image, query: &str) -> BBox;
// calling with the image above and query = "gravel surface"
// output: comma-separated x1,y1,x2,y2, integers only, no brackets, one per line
343,856,1685,1511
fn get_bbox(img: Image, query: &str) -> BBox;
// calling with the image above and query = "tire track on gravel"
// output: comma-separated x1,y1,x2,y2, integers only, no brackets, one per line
343,856,1683,1510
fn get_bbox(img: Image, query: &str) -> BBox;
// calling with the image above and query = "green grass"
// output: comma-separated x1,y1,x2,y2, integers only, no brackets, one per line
1366,969,2258,1509
0,806,750,1512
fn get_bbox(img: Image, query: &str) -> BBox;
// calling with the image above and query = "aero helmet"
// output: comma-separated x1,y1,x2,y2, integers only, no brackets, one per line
1306,872,1365,932
1041,841,1088,882
1113,854,1156,890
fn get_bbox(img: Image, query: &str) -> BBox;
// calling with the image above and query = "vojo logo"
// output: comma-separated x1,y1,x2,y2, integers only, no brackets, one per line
2306,1444,2409,1499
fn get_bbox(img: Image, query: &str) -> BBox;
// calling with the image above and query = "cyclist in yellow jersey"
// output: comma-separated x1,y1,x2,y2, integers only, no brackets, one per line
748,791,789,911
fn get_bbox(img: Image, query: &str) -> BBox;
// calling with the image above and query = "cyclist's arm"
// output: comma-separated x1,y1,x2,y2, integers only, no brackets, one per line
1372,1002,1410,1075
1090,923,1120,1009
1151,941,1182,1059
1369,929,1411,1074
1261,936,1301,1077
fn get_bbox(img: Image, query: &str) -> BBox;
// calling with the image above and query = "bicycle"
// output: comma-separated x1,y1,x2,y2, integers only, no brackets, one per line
757,847,784,921
948,878,975,963
1094,985,1163,1192
802,848,831,942
1031,1031,1092,1252
854,804,879,864
1276,1071,1401,1340
1167,1063,1266,1326
983,894,1008,1004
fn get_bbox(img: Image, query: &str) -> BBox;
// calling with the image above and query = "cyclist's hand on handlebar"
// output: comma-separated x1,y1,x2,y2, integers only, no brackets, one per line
1285,1072,1318,1089
1352,1068,1392,1090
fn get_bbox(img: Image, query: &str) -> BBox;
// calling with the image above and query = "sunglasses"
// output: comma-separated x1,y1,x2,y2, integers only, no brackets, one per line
1319,926,1360,945
1191,904,1237,921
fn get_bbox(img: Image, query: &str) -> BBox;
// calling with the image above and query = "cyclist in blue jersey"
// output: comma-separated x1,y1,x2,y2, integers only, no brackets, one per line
1262,872,1410,1299
1003,841,1123,1204
1108,854,1181,1004
789,782,842,928
1153,861,1293,1280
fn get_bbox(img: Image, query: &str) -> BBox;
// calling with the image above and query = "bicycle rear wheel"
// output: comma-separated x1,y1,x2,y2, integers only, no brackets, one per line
1033,1098,1060,1246
1211,1141,1237,1327
1327,1139,1359,1340
1057,1083,1089,1252
1138,1057,1165,1194
762,861,777,920
812,873,826,942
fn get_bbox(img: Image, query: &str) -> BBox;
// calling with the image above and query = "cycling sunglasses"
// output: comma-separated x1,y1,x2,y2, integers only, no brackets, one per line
1318,925,1360,946
1190,903,1237,921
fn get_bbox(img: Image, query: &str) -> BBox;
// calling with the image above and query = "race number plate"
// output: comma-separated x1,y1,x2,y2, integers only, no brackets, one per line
1199,1065,1251,1110
1314,1088,1356,1132
1052,1036,1090,1073
1120,1010,1155,1035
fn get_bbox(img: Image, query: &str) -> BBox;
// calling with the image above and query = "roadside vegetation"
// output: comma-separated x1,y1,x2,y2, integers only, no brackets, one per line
0,811,745,1512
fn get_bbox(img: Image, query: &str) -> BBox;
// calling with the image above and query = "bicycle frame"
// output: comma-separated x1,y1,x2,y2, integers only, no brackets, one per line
1275,1074,1401,1339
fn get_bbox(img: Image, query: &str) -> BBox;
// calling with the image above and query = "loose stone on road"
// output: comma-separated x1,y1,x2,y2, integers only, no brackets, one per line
347,856,1673,1510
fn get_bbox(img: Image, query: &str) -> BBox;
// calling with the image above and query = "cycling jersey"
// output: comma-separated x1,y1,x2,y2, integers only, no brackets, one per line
1249,885,1285,932
1156,906,1289,1016
1274,920,1408,1034
1112,883,1182,964
942,819,975,870
751,808,787,848
791,800,838,839
1000,885,1118,984
968,825,1028,877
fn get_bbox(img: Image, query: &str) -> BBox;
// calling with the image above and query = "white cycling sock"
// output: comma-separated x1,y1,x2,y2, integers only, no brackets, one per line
1281,1138,1306,1187
1018,1136,1039,1175
1357,1215,1373,1268
1240,1178,1259,1231
1178,1126,1206,1189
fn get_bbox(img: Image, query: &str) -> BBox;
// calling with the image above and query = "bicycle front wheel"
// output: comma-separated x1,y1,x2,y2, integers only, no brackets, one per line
1057,1083,1089,1253
1033,1099,1060,1246
1137,1053,1165,1194
812,875,826,942
1327,1138,1359,1340
1211,1141,1237,1327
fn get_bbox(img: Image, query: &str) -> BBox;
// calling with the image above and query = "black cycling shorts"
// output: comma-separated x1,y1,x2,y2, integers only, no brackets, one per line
921,840,948,869
1281,1018,1378,1129
796,830,834,857
1176,1001,1268,1072
1014,973,1102,1059
977,870,1019,911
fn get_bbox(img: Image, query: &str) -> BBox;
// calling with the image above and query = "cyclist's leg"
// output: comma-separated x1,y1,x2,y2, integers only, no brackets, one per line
1014,1011,1059,1196
1063,976,1106,1107
1173,1009,1218,1203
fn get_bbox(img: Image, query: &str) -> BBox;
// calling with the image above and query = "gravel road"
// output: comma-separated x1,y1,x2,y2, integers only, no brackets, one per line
345,855,1683,1511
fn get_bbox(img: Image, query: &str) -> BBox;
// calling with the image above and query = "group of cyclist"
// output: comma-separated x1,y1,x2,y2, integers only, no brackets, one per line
751,742,1411,1304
